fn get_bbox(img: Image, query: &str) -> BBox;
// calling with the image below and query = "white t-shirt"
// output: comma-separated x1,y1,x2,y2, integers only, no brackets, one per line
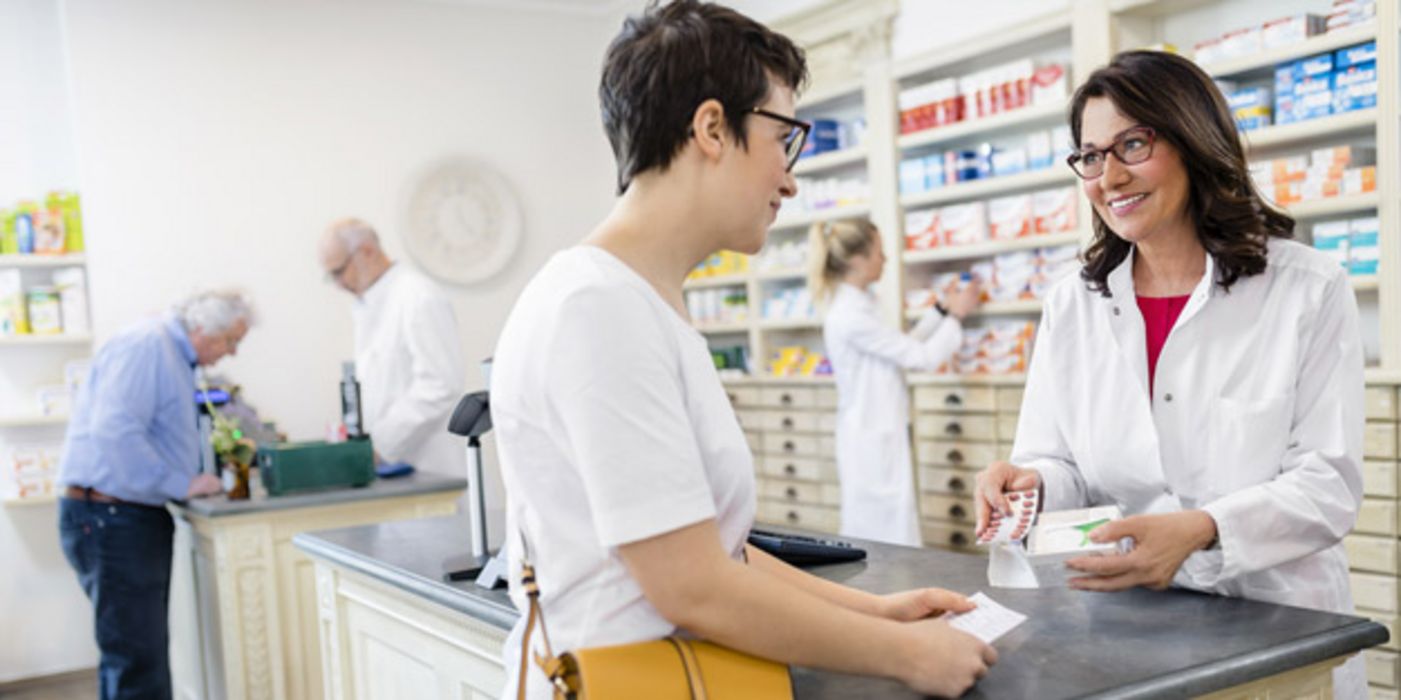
491,246,756,699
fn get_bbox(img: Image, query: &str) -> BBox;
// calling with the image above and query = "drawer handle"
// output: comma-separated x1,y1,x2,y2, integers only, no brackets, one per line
946,449,964,464
784,487,798,499
949,504,966,519
727,393,738,404
781,417,794,429
786,511,800,523
944,422,963,436
950,532,968,547
944,393,962,406
948,477,966,492
783,464,797,476
780,393,794,406
783,440,796,453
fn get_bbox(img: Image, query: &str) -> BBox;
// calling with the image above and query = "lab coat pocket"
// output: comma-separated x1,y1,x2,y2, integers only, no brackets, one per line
1210,394,1293,493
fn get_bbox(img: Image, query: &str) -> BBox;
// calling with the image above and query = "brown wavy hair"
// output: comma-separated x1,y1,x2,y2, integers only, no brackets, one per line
1069,50,1294,297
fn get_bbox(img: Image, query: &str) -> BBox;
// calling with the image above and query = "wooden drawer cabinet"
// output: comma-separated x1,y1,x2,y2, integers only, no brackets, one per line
1367,649,1400,688
761,433,822,457
914,440,998,468
758,386,815,409
1347,535,1400,576
996,386,1025,411
757,500,839,532
918,466,975,496
1366,460,1399,499
1368,387,1399,421
760,410,819,432
760,456,834,482
1358,498,1400,537
921,521,976,550
1353,572,1400,614
913,385,996,412
1367,422,1399,460
725,386,760,407
919,493,975,524
915,413,997,442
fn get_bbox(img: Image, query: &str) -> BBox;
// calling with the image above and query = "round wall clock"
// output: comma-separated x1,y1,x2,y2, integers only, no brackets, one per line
401,158,523,286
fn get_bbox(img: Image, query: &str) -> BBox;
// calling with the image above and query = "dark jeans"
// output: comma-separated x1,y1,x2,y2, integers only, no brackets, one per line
59,497,175,700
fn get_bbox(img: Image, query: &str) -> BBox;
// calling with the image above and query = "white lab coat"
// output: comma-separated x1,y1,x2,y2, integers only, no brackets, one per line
823,283,962,546
1013,238,1365,698
353,263,467,477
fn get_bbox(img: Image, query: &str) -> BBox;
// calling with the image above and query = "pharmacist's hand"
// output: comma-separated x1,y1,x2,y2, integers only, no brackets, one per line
879,587,976,622
186,473,223,498
945,279,983,320
898,618,997,697
1065,510,1218,591
974,461,1042,537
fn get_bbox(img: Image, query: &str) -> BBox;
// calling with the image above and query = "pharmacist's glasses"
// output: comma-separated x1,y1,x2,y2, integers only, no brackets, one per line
1067,126,1157,179
751,108,811,172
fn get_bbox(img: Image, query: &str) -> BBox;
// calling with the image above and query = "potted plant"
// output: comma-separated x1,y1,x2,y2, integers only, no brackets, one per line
201,388,257,500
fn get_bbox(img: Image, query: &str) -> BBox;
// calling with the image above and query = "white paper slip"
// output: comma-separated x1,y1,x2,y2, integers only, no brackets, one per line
942,592,1027,644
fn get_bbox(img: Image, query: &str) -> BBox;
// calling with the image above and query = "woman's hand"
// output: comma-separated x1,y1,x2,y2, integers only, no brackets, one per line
945,279,983,320
1065,510,1218,591
974,461,1042,538
878,587,976,622
896,618,998,697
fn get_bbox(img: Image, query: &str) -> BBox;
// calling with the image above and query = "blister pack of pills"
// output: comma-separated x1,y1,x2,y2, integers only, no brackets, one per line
977,488,1038,544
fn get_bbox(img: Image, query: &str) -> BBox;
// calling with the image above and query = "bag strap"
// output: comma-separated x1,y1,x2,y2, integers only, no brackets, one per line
666,638,709,700
516,522,572,699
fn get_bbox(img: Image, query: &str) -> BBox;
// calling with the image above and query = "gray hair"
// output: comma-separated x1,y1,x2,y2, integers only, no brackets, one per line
175,290,254,334
327,217,381,253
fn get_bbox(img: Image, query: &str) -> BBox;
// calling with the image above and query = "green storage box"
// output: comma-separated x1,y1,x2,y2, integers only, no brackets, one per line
258,439,375,496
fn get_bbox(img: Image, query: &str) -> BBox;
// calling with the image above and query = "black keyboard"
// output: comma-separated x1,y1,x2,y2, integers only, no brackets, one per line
747,528,867,567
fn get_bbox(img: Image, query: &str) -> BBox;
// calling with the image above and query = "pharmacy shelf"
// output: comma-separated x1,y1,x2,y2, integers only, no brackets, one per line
1287,192,1380,220
1242,109,1377,152
1,495,57,507
794,146,868,176
905,299,1044,321
903,230,1082,265
772,202,872,230
0,253,86,268
757,318,822,331
0,414,67,428
900,167,1075,210
683,273,749,290
695,322,750,335
907,372,1029,386
1353,275,1380,292
1198,23,1378,78
0,333,92,347
894,11,1071,80
798,78,864,110
898,101,1067,153
755,267,807,282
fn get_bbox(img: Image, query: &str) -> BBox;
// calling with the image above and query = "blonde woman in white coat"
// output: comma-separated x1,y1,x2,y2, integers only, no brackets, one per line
813,219,982,546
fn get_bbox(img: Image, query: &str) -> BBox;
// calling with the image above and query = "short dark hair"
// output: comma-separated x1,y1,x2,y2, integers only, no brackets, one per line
599,0,808,194
1069,50,1293,296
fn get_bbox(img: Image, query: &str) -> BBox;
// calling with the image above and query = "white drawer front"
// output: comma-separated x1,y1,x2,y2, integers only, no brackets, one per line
1357,498,1400,537
1370,686,1400,700
758,478,823,505
816,387,837,409
745,430,761,453
761,433,822,457
921,521,975,550
920,493,975,524
760,411,819,433
734,409,764,431
915,414,997,442
758,386,816,409
1367,649,1400,688
918,466,975,496
1366,460,1399,499
996,387,1025,412
914,440,999,469
760,456,835,482
757,500,839,533
725,386,760,408
817,412,837,432
1368,422,1399,460
996,413,1019,442
913,385,996,412
1352,572,1400,614
1369,387,1399,421
1347,535,1400,576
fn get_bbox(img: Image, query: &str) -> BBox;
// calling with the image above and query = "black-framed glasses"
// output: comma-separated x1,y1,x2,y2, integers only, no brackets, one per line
751,108,811,172
325,251,355,283
1067,126,1157,179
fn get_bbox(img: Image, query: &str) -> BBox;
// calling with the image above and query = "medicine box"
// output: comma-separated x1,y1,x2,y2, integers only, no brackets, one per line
1313,220,1352,269
1026,505,1129,586
1336,41,1378,68
1334,60,1377,113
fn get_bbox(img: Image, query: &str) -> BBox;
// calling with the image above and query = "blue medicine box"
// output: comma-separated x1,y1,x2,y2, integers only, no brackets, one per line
800,119,841,158
1227,86,1271,110
1336,41,1377,69
1334,61,1377,113
922,154,945,189
899,158,925,195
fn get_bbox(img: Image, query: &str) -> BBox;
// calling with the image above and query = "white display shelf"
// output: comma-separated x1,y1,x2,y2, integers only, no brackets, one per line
1353,275,1379,292
905,299,1044,321
1,495,57,507
903,230,1083,265
794,146,868,176
0,333,92,347
0,414,68,428
1287,192,1380,220
907,372,1029,386
757,318,822,331
798,78,863,110
1241,109,1377,152
723,374,835,385
900,167,1075,210
683,273,749,290
1198,23,1378,78
0,253,86,268
894,11,1070,80
695,322,750,335
755,268,807,282
772,203,872,230
897,101,1067,153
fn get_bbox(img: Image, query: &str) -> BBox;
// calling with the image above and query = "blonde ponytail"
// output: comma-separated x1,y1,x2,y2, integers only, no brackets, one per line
807,218,878,306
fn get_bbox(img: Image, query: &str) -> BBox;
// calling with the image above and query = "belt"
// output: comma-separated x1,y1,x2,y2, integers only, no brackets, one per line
65,485,136,506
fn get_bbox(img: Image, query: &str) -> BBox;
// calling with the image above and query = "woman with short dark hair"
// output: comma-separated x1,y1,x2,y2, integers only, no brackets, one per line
974,50,1365,697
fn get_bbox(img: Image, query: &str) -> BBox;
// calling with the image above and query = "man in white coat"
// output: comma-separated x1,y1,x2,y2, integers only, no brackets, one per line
319,218,466,477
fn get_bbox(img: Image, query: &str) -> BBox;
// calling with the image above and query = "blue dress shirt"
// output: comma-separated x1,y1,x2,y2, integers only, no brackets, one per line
58,313,201,505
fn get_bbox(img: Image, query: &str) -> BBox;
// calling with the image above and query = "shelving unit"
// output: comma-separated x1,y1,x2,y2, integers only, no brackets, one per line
899,167,1077,209
0,414,68,429
903,230,1083,265
0,253,87,268
0,333,92,346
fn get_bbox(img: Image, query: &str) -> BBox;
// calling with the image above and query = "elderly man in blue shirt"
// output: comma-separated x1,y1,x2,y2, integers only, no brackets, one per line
57,290,253,700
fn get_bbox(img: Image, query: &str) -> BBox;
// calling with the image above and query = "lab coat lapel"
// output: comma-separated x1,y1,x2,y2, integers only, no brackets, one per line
1169,250,1216,330
1104,249,1149,399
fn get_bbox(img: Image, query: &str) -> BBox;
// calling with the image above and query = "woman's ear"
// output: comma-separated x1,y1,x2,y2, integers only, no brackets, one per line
690,98,728,163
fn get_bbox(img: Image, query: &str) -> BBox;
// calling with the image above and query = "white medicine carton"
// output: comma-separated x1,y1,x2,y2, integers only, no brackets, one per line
1024,505,1129,586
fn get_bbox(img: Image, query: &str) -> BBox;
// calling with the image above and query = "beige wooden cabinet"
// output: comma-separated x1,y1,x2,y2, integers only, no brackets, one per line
168,474,463,700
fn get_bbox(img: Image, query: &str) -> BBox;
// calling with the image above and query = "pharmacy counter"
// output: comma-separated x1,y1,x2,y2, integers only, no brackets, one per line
169,472,466,700
295,515,1388,699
